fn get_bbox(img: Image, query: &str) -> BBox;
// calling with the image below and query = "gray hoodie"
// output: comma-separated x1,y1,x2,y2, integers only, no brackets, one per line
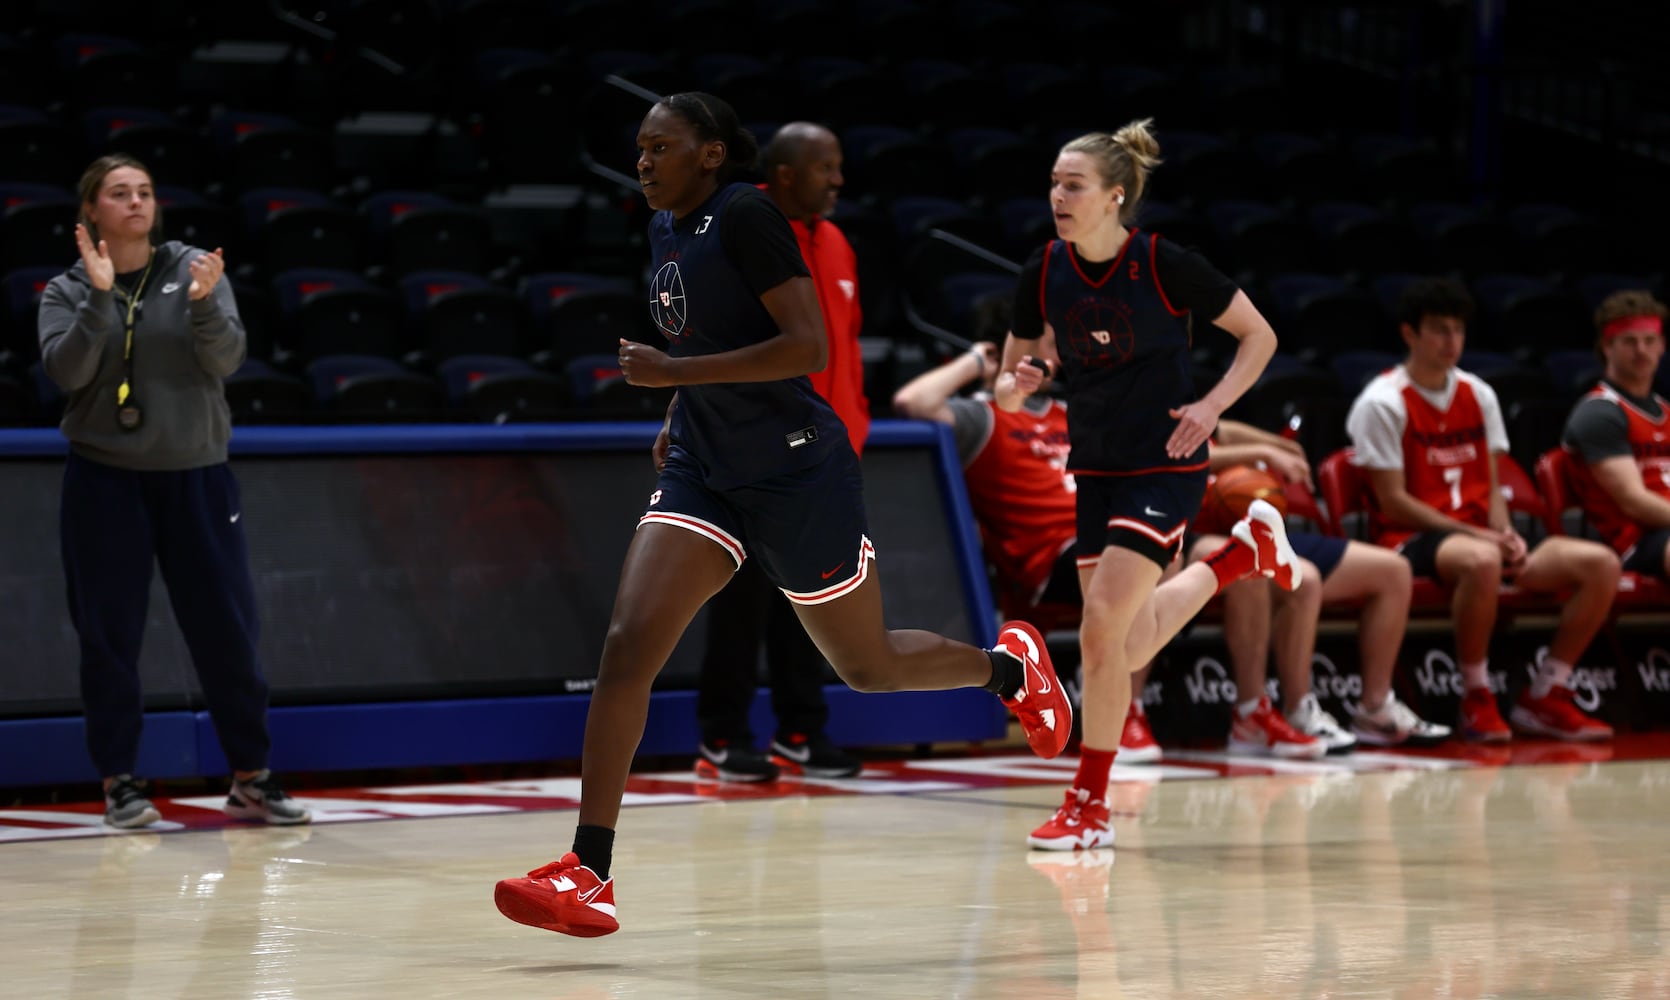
37,240,246,471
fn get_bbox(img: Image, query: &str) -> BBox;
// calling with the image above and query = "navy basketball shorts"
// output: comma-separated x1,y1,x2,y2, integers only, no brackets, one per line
1074,467,1208,573
639,444,875,605
1289,531,1348,580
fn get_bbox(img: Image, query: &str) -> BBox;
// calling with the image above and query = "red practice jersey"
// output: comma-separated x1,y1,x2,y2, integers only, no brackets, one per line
962,397,1078,600
1567,383,1670,554
1350,367,1503,549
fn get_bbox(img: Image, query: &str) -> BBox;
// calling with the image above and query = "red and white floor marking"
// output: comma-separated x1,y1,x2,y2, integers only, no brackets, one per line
2,733,1659,844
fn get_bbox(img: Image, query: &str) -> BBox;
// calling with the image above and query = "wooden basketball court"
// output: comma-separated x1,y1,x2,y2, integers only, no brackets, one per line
3,738,1667,998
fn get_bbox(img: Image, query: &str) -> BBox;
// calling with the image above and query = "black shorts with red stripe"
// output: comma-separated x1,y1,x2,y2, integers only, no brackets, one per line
641,442,874,605
1073,467,1209,571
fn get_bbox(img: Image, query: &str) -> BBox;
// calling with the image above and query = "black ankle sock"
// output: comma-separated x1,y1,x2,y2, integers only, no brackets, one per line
572,824,616,879
983,647,1023,699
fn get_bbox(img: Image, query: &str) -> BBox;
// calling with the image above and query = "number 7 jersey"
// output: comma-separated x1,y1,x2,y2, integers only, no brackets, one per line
1345,365,1509,549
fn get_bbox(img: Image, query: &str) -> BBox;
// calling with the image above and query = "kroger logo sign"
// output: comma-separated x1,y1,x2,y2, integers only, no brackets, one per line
1639,646,1670,694
1184,657,1238,705
1413,648,1506,698
1523,645,1617,713
1310,652,1362,710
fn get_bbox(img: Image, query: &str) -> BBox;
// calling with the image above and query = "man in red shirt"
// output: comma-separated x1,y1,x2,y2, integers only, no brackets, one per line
1561,289,1670,582
693,122,869,781
1346,277,1618,743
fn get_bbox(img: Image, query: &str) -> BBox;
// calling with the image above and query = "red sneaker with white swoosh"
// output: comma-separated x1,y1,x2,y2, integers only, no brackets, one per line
994,620,1073,759
494,853,619,937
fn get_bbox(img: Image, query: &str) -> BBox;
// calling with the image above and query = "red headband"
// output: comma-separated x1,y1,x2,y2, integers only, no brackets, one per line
1601,315,1663,340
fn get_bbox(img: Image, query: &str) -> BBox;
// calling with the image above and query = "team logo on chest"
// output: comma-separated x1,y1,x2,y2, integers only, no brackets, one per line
1063,298,1134,367
649,261,687,341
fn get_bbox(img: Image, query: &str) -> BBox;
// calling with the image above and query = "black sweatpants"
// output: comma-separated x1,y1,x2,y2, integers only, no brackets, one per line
60,453,270,777
696,556,830,746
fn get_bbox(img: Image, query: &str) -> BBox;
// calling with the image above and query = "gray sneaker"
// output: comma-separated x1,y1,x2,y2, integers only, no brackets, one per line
1352,693,1452,747
225,770,312,825
104,774,161,829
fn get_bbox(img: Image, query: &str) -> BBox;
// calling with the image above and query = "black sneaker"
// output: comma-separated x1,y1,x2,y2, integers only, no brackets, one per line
694,739,780,782
770,732,862,778
224,770,312,825
104,774,160,829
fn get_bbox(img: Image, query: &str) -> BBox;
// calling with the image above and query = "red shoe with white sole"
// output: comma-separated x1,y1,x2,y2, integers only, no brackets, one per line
1231,498,1299,591
994,620,1073,759
494,853,619,937
1510,686,1613,741
1118,701,1162,764
1027,788,1114,851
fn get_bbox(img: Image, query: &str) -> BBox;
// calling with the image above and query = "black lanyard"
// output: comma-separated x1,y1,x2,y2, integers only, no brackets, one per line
112,248,154,410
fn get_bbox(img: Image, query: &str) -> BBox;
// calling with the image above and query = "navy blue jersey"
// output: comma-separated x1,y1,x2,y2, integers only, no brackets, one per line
646,183,846,489
1015,231,1224,475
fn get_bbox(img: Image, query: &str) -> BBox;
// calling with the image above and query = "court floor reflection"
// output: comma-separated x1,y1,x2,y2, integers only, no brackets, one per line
1,757,1666,998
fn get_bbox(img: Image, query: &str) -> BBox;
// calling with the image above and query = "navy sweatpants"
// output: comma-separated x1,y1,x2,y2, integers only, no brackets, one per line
60,453,270,777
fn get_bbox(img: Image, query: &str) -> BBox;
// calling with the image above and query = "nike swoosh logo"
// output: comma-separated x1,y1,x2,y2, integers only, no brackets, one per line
774,743,811,763
229,513,240,523
820,562,845,579
576,882,606,905
161,281,182,294
1004,628,1051,695
1144,506,1166,517
1031,663,1052,696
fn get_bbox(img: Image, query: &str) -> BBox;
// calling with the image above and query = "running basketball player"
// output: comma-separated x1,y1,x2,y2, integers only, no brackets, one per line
491,93,1073,937
992,118,1300,850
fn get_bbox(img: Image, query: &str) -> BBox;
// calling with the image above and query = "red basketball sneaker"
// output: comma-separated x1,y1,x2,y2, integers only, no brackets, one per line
1460,687,1512,743
1510,685,1614,741
1118,701,1162,764
995,620,1073,758
1231,498,1299,591
494,853,618,937
1027,788,1114,851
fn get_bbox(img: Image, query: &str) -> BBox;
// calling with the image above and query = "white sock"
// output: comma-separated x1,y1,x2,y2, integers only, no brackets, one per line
1237,697,1262,718
1459,660,1490,691
1532,656,1573,698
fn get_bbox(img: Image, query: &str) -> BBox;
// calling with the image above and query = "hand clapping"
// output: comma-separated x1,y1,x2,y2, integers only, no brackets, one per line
187,249,226,301
73,224,113,292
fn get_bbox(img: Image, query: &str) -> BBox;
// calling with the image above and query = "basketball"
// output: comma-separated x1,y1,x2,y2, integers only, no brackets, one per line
1196,465,1288,535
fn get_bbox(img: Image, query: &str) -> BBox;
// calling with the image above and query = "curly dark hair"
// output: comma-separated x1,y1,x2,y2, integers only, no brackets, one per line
1396,277,1474,330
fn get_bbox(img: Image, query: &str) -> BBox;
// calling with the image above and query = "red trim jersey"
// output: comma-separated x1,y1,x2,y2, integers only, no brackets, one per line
1022,232,1205,475
1345,366,1508,549
1565,382,1670,554
960,396,1078,598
